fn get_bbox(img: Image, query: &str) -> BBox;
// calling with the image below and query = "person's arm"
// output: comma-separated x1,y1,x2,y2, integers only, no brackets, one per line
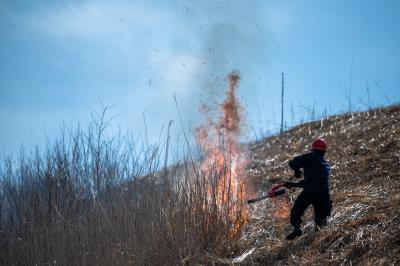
288,154,307,170
288,154,308,178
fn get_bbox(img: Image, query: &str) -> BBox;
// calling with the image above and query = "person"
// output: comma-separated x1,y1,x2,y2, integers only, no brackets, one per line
283,138,332,240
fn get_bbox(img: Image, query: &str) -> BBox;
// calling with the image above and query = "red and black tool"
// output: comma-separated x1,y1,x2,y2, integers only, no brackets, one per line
247,183,286,204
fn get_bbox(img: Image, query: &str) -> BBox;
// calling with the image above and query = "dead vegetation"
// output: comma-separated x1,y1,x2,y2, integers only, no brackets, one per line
0,104,398,265
222,104,400,265
0,111,245,265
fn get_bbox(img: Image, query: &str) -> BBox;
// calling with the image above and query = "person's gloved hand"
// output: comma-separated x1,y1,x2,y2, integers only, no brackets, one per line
294,170,302,178
283,181,294,189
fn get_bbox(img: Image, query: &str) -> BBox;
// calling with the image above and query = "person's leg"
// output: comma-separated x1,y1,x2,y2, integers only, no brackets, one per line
313,192,331,229
287,191,310,240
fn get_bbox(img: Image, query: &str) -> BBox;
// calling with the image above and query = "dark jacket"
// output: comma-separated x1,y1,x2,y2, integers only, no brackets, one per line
288,152,331,188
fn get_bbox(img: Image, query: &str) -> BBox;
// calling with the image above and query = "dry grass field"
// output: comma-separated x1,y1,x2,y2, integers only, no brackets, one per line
1,104,398,265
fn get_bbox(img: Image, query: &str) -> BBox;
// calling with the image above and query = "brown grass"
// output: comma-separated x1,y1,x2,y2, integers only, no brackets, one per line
214,104,400,265
1,104,399,265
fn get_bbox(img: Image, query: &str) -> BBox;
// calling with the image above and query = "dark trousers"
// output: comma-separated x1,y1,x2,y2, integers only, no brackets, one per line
290,185,332,229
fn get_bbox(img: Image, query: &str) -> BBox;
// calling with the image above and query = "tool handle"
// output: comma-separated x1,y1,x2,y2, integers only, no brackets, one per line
247,195,269,204
247,183,286,204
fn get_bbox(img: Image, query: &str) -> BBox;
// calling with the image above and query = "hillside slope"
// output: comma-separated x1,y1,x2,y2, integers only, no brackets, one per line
223,104,400,265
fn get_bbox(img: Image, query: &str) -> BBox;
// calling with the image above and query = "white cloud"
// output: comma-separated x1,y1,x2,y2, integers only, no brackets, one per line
30,2,156,40
21,1,201,91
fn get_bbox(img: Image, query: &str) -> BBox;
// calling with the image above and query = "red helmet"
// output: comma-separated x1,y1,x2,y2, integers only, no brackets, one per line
311,138,327,151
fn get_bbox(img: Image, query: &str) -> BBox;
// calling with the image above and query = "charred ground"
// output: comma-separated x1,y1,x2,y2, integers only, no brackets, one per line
212,104,400,265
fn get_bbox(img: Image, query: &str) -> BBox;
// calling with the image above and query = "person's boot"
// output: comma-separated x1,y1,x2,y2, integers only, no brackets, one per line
286,227,302,240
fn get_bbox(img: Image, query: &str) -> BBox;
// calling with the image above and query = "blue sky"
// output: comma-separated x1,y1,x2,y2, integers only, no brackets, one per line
1,0,399,155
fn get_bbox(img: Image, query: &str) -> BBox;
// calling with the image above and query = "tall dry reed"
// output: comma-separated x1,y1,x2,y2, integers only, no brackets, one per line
0,111,244,265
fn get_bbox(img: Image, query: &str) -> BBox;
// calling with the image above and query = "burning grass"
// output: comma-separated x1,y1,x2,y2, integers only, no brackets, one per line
196,73,252,236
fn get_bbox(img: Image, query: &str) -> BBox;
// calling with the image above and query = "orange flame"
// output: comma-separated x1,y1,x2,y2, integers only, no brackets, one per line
196,73,250,236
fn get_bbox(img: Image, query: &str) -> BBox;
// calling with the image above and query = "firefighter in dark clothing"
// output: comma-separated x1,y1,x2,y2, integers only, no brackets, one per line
283,138,332,240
